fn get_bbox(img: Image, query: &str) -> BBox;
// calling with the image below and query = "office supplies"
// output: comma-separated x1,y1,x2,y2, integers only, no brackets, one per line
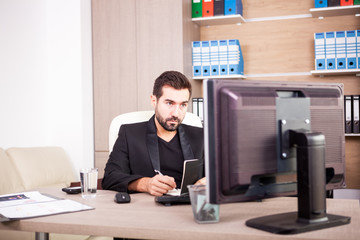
346,30,357,69
192,98,199,116
62,186,81,194
192,41,202,77
328,0,341,6
154,169,181,195
114,192,131,203
315,0,328,8
335,31,346,69
228,39,243,75
340,0,353,6
325,32,336,70
345,95,353,133
314,33,326,70
198,98,204,121
192,98,204,120
154,169,163,175
219,39,228,75
188,184,220,223
224,0,243,15
214,0,225,16
353,95,360,133
210,40,220,76
155,159,202,205
201,41,211,76
202,0,214,17
192,0,202,18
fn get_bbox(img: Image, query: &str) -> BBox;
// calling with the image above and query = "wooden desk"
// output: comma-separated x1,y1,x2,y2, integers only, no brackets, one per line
0,188,359,240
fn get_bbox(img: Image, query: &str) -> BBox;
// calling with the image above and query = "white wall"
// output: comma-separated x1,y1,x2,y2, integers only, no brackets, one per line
0,0,94,178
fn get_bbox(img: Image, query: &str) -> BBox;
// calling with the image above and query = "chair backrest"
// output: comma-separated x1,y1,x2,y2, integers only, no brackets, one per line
109,111,203,152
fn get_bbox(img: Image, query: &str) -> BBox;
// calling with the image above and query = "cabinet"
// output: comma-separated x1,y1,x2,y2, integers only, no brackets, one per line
91,0,199,178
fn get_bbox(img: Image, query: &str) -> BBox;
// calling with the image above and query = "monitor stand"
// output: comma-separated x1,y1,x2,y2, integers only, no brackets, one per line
246,130,351,234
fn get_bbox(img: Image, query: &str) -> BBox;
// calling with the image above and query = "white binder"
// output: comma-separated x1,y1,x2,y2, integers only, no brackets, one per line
314,32,326,70
335,31,346,70
325,32,336,70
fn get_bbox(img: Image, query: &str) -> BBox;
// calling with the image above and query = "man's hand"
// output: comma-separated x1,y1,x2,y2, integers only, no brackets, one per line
147,175,176,196
128,175,176,196
195,177,206,185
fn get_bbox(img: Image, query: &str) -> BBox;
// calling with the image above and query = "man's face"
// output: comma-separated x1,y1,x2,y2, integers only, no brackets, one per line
151,86,190,132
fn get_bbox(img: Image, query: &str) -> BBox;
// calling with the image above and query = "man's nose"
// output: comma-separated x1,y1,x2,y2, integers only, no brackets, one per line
171,105,181,117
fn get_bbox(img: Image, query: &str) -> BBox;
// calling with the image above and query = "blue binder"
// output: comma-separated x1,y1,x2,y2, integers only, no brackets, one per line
210,40,220,76
192,41,202,77
335,31,346,70
224,0,243,16
315,0,328,8
325,32,336,70
201,41,211,77
346,31,357,69
314,33,326,70
219,40,228,75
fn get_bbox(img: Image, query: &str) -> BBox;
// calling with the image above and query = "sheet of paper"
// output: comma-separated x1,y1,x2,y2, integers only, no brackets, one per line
0,191,56,208
0,199,93,220
166,188,181,196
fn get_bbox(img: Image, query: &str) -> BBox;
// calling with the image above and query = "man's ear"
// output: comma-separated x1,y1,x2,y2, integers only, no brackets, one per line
150,95,157,108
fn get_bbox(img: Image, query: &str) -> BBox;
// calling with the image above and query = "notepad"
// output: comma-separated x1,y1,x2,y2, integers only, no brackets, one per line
165,159,202,196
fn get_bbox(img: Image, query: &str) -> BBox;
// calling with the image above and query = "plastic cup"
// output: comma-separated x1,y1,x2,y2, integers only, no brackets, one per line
188,184,219,223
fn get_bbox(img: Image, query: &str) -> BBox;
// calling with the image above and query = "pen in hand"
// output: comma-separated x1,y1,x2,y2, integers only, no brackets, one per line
154,169,176,190
154,169,163,176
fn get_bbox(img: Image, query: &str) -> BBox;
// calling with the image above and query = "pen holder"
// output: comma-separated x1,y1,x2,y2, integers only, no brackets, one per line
188,185,219,223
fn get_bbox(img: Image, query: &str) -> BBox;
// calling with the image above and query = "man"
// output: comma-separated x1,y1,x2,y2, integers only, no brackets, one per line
102,71,204,196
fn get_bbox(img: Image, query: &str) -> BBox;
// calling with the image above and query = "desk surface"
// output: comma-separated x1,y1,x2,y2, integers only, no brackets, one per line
0,188,359,240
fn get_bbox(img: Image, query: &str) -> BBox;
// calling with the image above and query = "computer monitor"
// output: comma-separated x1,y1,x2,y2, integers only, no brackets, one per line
203,79,350,234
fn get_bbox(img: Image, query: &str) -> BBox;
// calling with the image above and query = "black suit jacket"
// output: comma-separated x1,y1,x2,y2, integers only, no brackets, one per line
102,115,204,192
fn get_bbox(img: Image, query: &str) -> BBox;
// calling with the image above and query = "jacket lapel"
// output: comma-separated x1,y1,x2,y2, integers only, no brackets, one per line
146,115,160,171
178,125,195,160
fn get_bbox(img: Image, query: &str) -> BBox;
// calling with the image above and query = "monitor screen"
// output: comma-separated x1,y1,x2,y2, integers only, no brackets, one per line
203,79,349,234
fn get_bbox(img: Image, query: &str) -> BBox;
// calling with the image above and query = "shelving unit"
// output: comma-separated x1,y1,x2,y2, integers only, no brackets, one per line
345,133,360,137
310,5,360,18
192,14,246,26
311,69,360,76
193,74,246,80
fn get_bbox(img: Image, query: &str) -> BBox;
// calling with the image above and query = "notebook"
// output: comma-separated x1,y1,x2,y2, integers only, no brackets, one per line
155,159,202,205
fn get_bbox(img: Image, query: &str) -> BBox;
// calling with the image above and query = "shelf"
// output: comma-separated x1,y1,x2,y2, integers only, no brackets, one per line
193,74,246,80
311,69,360,76
310,5,360,18
345,133,360,137
192,14,246,26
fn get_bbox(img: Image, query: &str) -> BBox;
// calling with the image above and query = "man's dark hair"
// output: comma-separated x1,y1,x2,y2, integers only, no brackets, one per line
152,71,192,99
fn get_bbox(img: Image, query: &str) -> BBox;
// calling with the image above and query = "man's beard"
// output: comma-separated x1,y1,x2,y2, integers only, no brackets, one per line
156,114,181,132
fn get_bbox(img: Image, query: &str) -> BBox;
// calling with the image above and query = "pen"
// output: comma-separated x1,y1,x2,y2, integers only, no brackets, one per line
154,169,163,176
